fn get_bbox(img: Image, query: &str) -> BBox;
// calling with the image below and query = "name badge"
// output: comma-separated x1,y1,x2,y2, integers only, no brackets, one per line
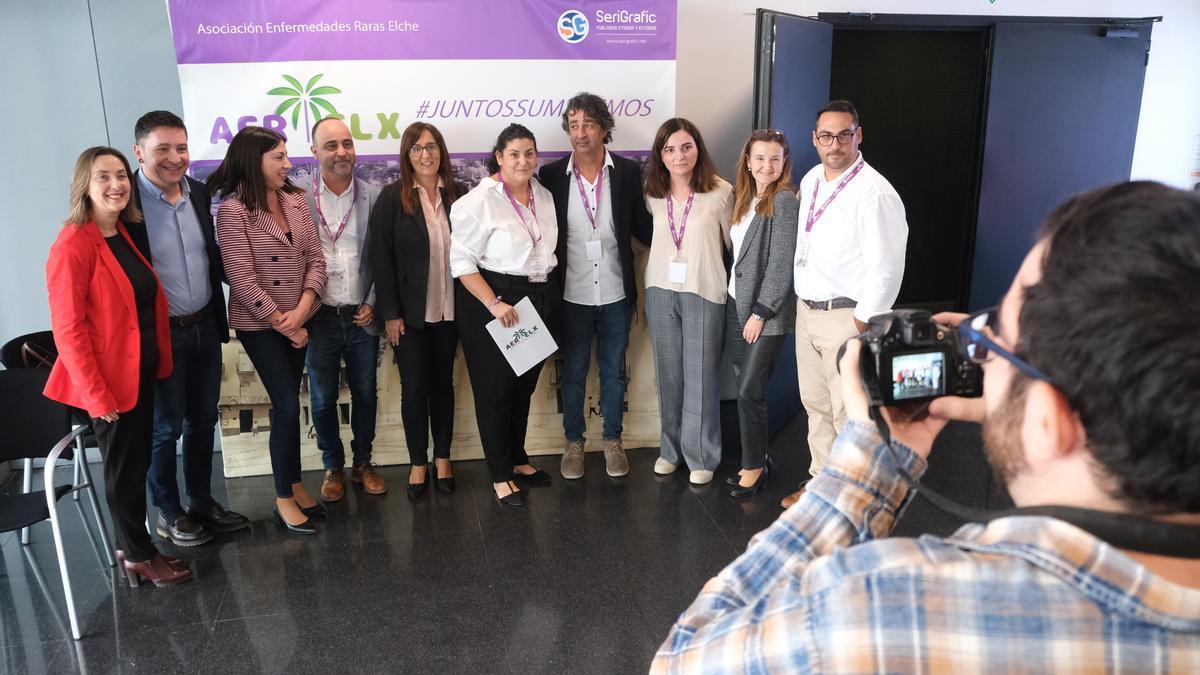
529,256,549,283
327,253,346,277
668,255,688,285
585,239,603,261
795,233,809,268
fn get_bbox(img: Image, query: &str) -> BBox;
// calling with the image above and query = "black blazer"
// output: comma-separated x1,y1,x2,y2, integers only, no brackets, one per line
127,173,230,343
369,181,464,329
538,151,653,304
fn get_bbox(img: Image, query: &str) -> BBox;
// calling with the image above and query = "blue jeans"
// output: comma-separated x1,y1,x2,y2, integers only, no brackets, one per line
560,299,632,443
305,308,379,470
148,313,222,520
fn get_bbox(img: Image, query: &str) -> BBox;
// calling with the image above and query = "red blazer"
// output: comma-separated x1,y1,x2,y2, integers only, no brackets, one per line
216,189,327,331
43,221,172,418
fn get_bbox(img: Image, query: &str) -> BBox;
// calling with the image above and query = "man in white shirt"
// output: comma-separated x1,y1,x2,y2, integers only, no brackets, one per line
302,117,383,502
784,100,908,508
538,92,653,479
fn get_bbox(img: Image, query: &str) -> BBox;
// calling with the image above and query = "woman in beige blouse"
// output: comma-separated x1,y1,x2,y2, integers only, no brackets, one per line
643,118,733,485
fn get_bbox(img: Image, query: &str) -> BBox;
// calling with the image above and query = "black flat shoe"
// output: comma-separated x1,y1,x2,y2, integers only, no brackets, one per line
728,465,770,499
273,506,316,535
187,502,251,533
299,502,327,519
512,468,552,487
432,463,456,493
494,490,525,507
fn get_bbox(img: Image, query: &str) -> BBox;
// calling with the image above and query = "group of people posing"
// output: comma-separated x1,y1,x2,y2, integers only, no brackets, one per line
41,93,907,587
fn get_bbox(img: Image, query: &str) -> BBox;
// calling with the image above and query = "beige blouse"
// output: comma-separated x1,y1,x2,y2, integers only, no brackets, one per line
417,181,454,322
644,177,734,304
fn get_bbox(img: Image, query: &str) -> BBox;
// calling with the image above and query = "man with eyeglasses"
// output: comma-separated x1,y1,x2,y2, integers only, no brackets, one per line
302,116,384,502
653,181,1200,672
782,99,908,509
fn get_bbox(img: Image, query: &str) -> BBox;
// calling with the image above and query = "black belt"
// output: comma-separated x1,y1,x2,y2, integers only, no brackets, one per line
319,303,360,316
169,304,213,328
801,297,857,311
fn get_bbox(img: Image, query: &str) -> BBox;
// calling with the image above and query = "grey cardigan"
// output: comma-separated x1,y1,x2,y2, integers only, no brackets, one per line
729,190,799,336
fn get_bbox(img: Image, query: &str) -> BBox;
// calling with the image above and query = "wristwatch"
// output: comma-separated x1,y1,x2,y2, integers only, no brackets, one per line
751,313,765,322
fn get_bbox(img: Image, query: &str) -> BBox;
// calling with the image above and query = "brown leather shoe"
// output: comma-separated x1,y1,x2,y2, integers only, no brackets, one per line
352,463,387,495
122,553,194,588
321,469,345,502
780,480,811,509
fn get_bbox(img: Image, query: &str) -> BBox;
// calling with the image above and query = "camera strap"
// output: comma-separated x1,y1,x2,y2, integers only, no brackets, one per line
868,408,1200,559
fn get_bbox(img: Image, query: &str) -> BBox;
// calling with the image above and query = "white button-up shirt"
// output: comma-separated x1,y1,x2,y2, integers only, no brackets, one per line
314,177,362,306
449,176,558,278
793,154,908,323
727,197,758,300
563,150,623,306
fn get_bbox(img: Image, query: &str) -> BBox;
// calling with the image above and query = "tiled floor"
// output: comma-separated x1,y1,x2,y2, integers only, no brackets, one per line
1,407,1006,674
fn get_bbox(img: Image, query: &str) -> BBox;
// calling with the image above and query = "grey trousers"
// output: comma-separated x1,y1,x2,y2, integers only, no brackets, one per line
645,287,724,471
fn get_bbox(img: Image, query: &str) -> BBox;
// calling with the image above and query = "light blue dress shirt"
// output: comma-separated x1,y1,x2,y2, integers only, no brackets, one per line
138,171,212,317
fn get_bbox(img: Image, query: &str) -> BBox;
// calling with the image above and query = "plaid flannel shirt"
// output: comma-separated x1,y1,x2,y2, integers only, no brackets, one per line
652,421,1200,673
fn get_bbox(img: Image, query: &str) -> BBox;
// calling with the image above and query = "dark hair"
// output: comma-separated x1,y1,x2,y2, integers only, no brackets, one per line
134,110,187,145
65,146,143,226
310,116,342,145
396,122,463,215
814,100,860,128
486,123,537,174
732,129,794,222
561,92,614,144
644,118,719,199
1019,181,1200,513
206,126,300,213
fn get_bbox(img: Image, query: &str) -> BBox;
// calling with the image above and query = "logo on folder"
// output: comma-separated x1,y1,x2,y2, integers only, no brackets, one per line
558,10,589,43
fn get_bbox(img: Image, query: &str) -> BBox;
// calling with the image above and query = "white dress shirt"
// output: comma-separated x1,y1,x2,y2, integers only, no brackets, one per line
727,197,758,300
563,150,624,306
314,177,362,306
449,176,558,278
793,153,908,322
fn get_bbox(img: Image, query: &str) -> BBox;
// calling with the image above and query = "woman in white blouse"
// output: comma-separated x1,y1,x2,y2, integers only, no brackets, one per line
449,124,560,507
643,118,733,485
724,129,799,499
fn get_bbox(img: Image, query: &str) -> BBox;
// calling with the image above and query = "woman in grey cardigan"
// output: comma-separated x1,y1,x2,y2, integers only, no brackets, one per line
724,129,799,498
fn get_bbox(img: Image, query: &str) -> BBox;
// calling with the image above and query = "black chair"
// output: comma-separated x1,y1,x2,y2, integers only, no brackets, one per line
0,330,56,369
0,369,113,640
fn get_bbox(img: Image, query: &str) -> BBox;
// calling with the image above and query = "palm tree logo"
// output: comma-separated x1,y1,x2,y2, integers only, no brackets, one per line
268,74,341,143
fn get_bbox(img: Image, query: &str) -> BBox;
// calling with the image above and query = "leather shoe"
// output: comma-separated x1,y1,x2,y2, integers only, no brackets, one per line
299,501,327,519
321,469,345,502
155,513,213,547
273,505,316,535
432,462,455,493
728,464,770,499
187,502,250,533
352,463,388,495
122,553,194,588
407,466,429,501
494,482,525,507
780,479,811,509
512,468,552,487
116,549,188,572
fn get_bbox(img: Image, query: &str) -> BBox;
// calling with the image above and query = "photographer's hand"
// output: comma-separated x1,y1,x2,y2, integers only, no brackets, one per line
928,311,988,424
838,339,949,459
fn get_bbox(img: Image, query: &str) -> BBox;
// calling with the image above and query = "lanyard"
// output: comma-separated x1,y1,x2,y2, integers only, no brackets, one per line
805,159,865,233
572,158,604,229
666,189,694,251
502,181,541,247
312,171,359,244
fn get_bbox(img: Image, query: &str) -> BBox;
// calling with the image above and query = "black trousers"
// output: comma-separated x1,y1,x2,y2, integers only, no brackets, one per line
456,269,561,483
725,297,785,470
92,370,158,562
236,329,307,497
396,319,459,465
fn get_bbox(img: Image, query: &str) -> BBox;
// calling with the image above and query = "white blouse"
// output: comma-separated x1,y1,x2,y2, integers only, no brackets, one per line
449,176,559,278
727,197,758,300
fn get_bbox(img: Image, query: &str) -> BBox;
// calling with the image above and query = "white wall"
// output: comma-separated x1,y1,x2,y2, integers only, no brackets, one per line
2,0,1197,344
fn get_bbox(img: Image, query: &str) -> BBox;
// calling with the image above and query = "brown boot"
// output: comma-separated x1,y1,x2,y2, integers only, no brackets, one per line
321,469,345,502
352,463,387,495
780,480,811,509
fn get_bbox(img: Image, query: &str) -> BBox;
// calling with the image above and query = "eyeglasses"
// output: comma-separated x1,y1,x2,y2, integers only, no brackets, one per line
958,307,1054,383
408,143,440,157
814,129,857,147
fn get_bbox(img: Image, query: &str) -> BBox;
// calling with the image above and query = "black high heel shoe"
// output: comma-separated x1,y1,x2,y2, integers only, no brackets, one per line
431,461,456,493
407,465,430,501
299,501,327,519
273,505,317,535
728,460,771,499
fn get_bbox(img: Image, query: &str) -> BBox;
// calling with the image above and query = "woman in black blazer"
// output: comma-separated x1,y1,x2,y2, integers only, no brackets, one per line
370,122,466,500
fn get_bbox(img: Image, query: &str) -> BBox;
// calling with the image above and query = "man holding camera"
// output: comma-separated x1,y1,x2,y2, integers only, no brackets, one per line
786,100,908,509
651,181,1200,672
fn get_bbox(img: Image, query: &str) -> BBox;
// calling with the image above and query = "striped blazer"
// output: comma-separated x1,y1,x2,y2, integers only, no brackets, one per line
216,188,327,331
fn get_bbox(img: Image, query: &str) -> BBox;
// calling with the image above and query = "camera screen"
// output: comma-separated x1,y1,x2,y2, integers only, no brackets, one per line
890,351,946,401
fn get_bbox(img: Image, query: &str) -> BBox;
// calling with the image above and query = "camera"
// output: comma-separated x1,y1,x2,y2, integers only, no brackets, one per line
842,309,983,407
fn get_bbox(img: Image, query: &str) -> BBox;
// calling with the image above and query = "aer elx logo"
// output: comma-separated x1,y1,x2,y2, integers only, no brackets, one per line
558,10,589,43
267,74,342,142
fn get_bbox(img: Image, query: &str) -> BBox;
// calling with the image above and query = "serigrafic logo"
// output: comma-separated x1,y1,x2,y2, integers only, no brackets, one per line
557,9,588,43
268,74,342,142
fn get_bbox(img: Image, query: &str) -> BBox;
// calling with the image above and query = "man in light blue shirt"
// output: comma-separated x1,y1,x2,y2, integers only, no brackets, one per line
130,110,248,546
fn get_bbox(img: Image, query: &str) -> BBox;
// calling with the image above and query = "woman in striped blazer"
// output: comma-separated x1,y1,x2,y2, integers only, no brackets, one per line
209,126,327,535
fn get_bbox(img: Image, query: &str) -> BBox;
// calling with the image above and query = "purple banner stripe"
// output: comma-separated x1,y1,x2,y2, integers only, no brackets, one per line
169,0,676,64
188,149,651,169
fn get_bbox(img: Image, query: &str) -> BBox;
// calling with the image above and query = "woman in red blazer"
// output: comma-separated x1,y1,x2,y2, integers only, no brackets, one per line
45,146,192,587
209,126,327,534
